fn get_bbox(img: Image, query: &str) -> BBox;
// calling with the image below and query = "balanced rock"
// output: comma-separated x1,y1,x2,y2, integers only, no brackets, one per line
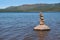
34,12,50,31
34,25,50,31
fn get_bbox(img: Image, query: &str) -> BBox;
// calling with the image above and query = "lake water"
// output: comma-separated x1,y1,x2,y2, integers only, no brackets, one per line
0,12,60,40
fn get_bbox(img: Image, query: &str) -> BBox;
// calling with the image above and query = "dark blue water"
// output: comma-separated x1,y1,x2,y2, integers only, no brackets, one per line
0,12,60,40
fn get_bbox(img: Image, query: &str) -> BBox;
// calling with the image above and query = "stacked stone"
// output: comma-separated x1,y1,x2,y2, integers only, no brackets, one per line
34,12,50,31
40,13,44,25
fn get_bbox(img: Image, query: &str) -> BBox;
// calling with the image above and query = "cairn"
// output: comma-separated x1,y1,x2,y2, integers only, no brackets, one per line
34,12,50,31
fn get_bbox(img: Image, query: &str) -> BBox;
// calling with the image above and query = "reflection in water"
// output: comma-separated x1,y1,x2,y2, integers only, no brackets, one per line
35,31,50,40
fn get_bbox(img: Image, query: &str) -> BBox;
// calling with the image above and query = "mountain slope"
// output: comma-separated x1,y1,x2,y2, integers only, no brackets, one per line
0,3,60,12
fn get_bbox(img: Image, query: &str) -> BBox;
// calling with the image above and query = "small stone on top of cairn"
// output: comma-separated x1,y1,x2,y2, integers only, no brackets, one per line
34,12,50,31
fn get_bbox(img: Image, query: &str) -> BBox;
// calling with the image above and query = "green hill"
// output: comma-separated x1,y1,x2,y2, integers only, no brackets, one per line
0,3,60,12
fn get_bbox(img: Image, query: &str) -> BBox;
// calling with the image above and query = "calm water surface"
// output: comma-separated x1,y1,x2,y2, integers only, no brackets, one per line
0,12,60,40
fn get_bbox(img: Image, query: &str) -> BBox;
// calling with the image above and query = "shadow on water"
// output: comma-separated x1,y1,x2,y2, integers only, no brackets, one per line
35,31,50,40
23,31,50,40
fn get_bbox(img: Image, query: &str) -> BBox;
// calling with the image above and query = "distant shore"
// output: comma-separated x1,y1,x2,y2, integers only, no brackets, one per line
0,3,60,12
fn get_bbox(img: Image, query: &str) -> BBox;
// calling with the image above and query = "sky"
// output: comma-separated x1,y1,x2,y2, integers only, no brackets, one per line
0,0,60,8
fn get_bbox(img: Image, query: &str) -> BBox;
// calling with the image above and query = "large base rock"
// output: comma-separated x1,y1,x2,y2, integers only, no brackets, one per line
34,25,50,31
